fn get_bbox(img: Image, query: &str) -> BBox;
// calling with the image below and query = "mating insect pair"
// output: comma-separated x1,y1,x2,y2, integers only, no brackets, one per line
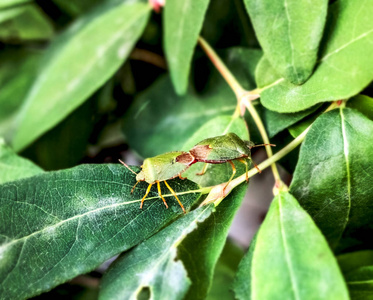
120,133,273,213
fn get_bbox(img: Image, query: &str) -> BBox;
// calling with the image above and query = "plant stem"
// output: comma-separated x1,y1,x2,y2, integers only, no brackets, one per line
130,48,167,69
242,95,281,183
198,37,245,98
198,36,281,184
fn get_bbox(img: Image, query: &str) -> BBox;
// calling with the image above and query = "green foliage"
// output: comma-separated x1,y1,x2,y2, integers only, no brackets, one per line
234,192,349,300
179,184,248,300
290,108,373,251
100,205,214,300
338,251,373,299
244,0,327,84
0,4,54,42
11,0,151,151
1,0,373,299
0,138,43,184
257,0,373,112
0,165,200,299
164,0,210,94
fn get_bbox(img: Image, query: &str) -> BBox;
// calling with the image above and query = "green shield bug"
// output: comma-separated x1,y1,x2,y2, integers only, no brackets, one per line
119,151,195,213
182,132,274,184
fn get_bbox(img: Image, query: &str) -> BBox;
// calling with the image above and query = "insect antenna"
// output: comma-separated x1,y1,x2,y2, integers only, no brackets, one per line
118,159,138,175
249,143,276,149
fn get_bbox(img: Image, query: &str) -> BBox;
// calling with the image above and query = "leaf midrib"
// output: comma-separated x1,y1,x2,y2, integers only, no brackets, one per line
338,108,351,239
0,188,199,250
279,194,300,300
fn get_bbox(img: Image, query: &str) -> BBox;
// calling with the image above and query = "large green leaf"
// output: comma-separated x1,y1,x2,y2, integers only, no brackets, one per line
244,0,327,84
338,251,373,300
0,0,30,9
182,115,249,187
264,104,321,138
100,205,214,300
20,97,96,171
0,49,41,141
236,191,348,299
290,108,373,251
0,164,200,299
338,250,373,274
0,138,43,184
164,0,210,94
0,4,54,42
11,1,151,151
347,94,373,121
206,240,244,300
232,234,257,300
179,184,248,300
257,0,373,112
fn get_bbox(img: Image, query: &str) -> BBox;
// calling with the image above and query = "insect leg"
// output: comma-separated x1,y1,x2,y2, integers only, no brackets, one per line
164,180,186,214
196,163,208,176
227,160,237,183
179,173,187,180
131,181,140,193
157,181,169,209
140,183,153,209
250,158,262,174
238,158,249,183
223,160,237,191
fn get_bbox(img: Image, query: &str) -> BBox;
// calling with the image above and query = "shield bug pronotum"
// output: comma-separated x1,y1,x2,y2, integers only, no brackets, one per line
119,151,195,213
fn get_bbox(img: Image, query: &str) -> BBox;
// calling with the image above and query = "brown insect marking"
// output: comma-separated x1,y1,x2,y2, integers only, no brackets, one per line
189,145,212,160
175,152,196,166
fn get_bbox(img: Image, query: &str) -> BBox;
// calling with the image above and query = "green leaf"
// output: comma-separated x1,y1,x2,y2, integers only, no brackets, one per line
264,104,321,138
0,4,54,42
100,205,214,300
347,94,373,121
0,164,200,299
338,251,373,300
179,184,248,300
288,110,320,138
20,97,96,170
216,48,262,91
0,0,30,9
287,103,327,138
258,0,373,112
244,0,327,84
290,108,373,251
52,0,104,17
0,138,43,184
164,0,210,95
182,115,249,187
338,250,373,274
0,49,42,141
11,1,151,151
232,234,257,300
206,240,244,300
238,191,348,300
